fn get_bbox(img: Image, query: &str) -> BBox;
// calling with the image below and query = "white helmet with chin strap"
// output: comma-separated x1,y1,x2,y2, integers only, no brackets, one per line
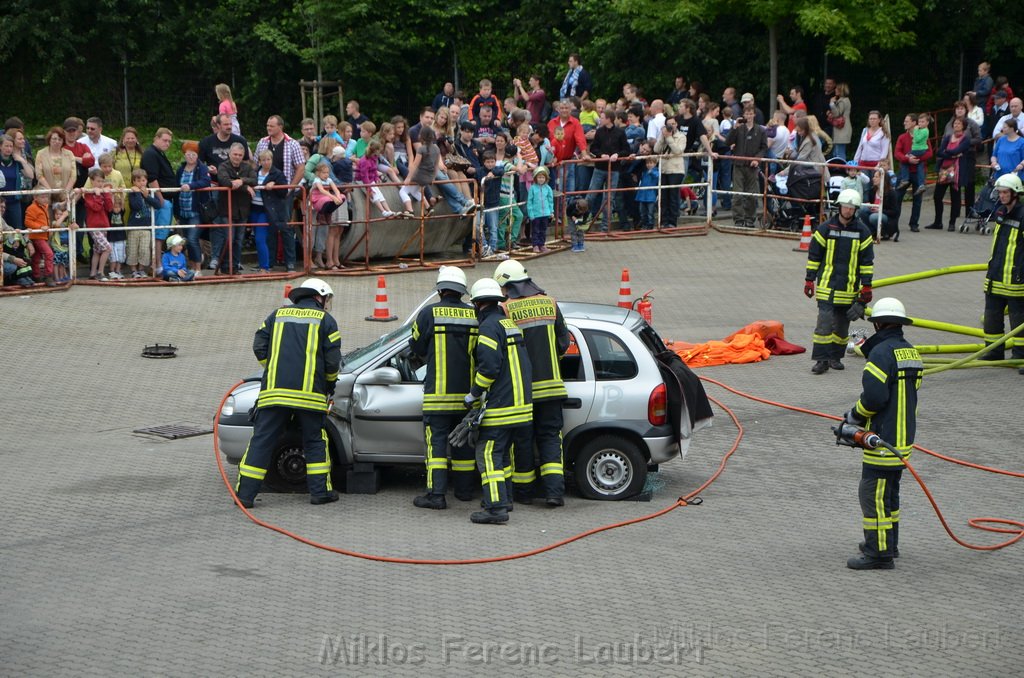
289,277,334,303
435,266,468,295
869,297,911,325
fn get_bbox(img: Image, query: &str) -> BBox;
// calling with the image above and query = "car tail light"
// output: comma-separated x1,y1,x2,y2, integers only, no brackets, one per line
648,384,667,425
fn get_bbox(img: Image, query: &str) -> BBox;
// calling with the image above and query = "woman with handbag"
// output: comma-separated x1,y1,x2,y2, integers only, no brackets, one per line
926,118,972,231
828,82,852,159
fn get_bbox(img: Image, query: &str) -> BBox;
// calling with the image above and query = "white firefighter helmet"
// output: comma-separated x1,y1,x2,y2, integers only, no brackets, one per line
289,277,334,302
994,173,1024,194
870,297,911,325
435,266,468,295
836,188,863,208
470,277,505,302
493,259,529,285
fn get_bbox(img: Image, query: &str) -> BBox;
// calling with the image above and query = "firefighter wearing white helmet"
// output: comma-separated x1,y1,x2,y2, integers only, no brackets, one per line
408,267,478,510
843,296,922,570
464,277,532,524
493,259,571,506
982,172,1024,373
235,277,342,508
804,187,875,374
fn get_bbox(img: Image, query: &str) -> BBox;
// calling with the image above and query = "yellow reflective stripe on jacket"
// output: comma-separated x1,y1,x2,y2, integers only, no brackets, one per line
267,321,285,389
864,362,887,384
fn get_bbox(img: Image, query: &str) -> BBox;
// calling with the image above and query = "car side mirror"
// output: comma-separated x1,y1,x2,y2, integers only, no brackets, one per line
355,367,402,386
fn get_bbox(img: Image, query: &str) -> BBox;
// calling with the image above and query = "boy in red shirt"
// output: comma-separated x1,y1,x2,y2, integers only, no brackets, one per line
83,167,114,280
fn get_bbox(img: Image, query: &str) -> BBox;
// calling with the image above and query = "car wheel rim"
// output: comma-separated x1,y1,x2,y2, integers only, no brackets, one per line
277,446,307,483
589,450,631,495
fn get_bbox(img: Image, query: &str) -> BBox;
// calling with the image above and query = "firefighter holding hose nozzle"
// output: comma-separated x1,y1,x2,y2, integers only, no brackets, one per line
841,297,923,570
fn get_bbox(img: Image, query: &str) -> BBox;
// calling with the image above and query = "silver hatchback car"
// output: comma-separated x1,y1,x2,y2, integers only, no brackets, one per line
218,301,698,500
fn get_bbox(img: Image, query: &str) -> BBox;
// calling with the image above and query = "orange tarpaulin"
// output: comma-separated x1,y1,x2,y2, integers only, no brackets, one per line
666,320,805,367
667,334,772,368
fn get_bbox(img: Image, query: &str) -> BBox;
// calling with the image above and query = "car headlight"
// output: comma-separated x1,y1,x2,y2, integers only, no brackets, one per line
221,395,236,417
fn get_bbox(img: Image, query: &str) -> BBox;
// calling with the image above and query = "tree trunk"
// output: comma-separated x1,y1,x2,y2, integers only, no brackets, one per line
768,22,778,117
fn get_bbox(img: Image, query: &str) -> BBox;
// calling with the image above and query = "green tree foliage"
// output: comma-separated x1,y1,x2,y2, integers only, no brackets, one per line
2,0,1023,135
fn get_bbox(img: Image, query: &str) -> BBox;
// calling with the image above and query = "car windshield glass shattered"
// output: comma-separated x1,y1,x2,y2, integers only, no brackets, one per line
342,292,437,373
343,324,412,373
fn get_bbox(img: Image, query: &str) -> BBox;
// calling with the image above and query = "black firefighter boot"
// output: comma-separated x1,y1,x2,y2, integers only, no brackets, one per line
413,493,448,510
811,360,830,375
846,554,895,570
470,508,509,524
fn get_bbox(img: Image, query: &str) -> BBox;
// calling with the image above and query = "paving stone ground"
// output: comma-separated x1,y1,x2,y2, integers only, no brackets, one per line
2,202,1021,676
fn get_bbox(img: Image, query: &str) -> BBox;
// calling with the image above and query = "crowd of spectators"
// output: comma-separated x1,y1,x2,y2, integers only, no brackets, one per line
3,58,1018,286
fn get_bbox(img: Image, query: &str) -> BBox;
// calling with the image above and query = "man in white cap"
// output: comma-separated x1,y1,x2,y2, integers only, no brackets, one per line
740,92,765,125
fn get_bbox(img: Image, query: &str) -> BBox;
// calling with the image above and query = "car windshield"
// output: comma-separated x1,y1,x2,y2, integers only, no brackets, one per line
343,324,413,373
342,292,438,373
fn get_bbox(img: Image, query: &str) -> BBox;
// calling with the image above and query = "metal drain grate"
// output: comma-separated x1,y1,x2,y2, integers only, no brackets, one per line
133,423,213,440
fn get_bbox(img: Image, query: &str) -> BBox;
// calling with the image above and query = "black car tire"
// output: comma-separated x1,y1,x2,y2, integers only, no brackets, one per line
573,435,647,500
263,431,308,493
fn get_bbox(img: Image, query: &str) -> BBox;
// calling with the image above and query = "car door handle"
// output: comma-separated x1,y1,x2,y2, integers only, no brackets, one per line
562,398,582,409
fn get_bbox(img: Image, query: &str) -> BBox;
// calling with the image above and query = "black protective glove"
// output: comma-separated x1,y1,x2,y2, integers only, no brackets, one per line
844,409,866,427
846,301,866,321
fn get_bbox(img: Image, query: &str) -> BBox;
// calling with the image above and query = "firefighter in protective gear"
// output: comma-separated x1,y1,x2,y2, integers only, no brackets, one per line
409,266,478,510
235,278,342,508
982,173,1024,373
805,188,875,375
843,297,921,570
466,277,533,524
494,259,571,506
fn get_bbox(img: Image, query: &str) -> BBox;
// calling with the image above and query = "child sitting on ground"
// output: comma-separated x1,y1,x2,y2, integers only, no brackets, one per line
2,207,36,287
83,167,114,281
527,166,554,252
127,168,161,278
161,234,194,281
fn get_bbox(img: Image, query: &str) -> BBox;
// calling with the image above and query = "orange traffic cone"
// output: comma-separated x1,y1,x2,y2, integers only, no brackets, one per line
366,276,399,322
618,268,632,309
283,284,292,299
793,215,813,252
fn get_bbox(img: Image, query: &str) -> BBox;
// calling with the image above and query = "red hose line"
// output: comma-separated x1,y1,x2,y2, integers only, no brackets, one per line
213,383,744,565
697,375,1024,550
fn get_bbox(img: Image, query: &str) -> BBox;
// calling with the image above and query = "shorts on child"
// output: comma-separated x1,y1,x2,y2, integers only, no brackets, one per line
90,230,111,253
126,230,151,267
109,240,126,264
53,249,69,267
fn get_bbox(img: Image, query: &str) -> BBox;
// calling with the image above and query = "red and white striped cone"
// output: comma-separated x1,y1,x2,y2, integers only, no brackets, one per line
793,215,813,252
618,268,633,309
366,276,399,322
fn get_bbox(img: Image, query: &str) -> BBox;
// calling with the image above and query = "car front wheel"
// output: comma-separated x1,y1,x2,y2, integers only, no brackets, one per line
264,432,308,493
573,435,647,500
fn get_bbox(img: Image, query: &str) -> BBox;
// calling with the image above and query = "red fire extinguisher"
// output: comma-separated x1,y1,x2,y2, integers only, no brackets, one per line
633,290,654,325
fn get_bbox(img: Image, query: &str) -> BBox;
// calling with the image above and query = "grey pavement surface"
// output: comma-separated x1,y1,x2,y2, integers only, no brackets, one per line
2,202,1022,676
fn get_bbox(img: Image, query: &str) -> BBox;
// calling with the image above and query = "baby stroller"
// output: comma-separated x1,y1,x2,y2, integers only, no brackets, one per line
825,157,849,206
960,175,998,234
762,168,822,231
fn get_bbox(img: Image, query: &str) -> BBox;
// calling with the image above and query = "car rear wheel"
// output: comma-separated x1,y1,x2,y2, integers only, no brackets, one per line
573,435,647,500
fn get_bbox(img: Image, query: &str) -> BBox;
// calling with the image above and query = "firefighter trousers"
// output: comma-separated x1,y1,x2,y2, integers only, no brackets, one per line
510,399,566,499
982,293,1024,360
476,427,513,511
813,300,851,361
858,464,902,559
235,406,332,502
422,413,476,497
